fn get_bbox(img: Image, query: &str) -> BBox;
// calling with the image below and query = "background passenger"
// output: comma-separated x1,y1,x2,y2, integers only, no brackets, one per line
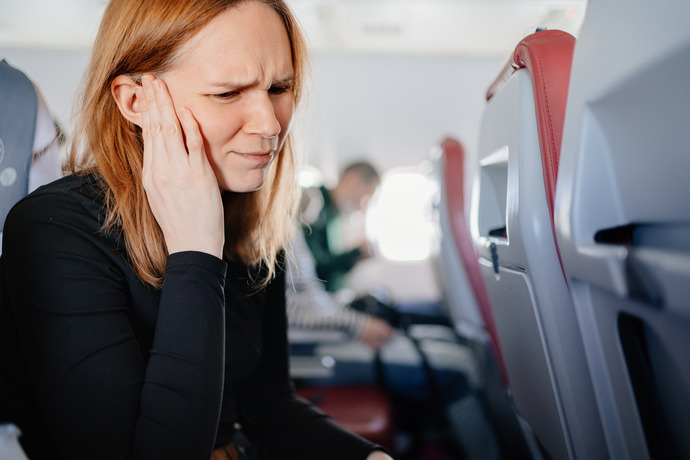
287,228,394,350
301,160,380,292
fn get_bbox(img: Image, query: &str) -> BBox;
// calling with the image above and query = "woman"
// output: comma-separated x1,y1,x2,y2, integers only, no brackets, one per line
0,1,393,459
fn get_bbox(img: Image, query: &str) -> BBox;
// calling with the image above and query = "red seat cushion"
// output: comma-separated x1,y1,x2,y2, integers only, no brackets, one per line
296,384,395,452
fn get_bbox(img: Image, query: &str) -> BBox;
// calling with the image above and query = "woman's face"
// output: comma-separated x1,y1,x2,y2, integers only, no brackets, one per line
160,0,295,193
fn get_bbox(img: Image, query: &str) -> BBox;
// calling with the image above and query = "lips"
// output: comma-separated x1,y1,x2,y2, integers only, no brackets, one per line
233,150,275,165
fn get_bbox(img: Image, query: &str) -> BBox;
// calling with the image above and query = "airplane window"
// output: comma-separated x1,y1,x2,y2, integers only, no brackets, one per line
365,165,437,262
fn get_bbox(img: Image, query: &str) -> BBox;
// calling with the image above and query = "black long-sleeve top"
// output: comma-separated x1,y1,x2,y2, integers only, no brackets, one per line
0,174,381,460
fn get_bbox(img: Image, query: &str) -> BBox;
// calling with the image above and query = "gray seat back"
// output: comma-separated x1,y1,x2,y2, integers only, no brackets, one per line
0,60,38,240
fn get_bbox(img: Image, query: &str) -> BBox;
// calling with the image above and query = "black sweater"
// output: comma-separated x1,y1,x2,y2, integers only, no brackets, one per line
0,174,380,460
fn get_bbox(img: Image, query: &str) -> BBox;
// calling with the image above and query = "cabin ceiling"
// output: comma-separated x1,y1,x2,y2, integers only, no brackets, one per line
0,0,586,57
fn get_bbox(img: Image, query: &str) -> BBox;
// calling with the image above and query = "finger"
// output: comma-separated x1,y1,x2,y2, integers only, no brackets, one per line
136,85,154,174
152,78,187,167
141,75,168,164
141,75,160,134
178,107,206,170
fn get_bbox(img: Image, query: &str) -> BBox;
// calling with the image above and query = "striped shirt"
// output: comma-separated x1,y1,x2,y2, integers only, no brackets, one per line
286,229,368,339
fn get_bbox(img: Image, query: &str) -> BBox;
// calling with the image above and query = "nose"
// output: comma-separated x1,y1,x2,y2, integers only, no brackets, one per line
243,92,281,139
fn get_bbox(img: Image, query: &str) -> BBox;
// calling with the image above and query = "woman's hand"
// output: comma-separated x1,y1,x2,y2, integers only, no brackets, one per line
137,75,224,259
367,451,394,460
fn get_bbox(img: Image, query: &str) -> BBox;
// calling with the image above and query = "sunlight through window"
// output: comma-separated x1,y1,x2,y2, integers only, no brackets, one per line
365,165,437,262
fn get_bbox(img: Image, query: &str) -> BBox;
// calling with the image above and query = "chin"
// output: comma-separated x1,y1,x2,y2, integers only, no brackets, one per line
221,171,269,193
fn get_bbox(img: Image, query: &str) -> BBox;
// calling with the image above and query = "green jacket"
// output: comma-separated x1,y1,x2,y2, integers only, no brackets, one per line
302,186,362,292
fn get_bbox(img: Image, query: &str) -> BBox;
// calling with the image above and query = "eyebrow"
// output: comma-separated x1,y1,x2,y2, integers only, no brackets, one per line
206,75,295,92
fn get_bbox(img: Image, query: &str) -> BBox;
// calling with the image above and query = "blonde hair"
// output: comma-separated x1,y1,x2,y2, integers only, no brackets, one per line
69,0,308,288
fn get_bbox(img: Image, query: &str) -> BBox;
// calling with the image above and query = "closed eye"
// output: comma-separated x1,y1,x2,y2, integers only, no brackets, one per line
268,84,292,96
212,91,240,100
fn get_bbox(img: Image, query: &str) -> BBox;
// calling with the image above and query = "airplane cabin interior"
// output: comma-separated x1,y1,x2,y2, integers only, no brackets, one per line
1,0,689,459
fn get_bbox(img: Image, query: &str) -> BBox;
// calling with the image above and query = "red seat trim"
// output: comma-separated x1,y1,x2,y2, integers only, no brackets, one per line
486,30,575,228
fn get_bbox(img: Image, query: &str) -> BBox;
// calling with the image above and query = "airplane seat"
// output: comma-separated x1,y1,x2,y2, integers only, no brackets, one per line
296,384,395,453
555,0,690,458
470,30,605,459
436,137,507,382
0,60,39,254
289,333,396,452
433,137,538,459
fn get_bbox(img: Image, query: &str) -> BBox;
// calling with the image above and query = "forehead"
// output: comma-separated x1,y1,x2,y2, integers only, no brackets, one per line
170,1,293,82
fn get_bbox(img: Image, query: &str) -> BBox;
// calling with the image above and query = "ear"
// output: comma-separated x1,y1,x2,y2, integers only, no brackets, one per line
111,75,143,127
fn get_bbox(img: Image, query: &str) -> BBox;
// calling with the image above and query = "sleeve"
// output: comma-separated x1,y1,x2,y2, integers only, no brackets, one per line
2,192,227,460
238,271,385,460
286,231,368,338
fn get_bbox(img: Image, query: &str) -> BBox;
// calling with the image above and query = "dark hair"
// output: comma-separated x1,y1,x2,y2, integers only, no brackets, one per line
341,161,380,185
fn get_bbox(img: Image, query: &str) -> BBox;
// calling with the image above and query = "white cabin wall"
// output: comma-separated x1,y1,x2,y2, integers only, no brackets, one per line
303,53,503,185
